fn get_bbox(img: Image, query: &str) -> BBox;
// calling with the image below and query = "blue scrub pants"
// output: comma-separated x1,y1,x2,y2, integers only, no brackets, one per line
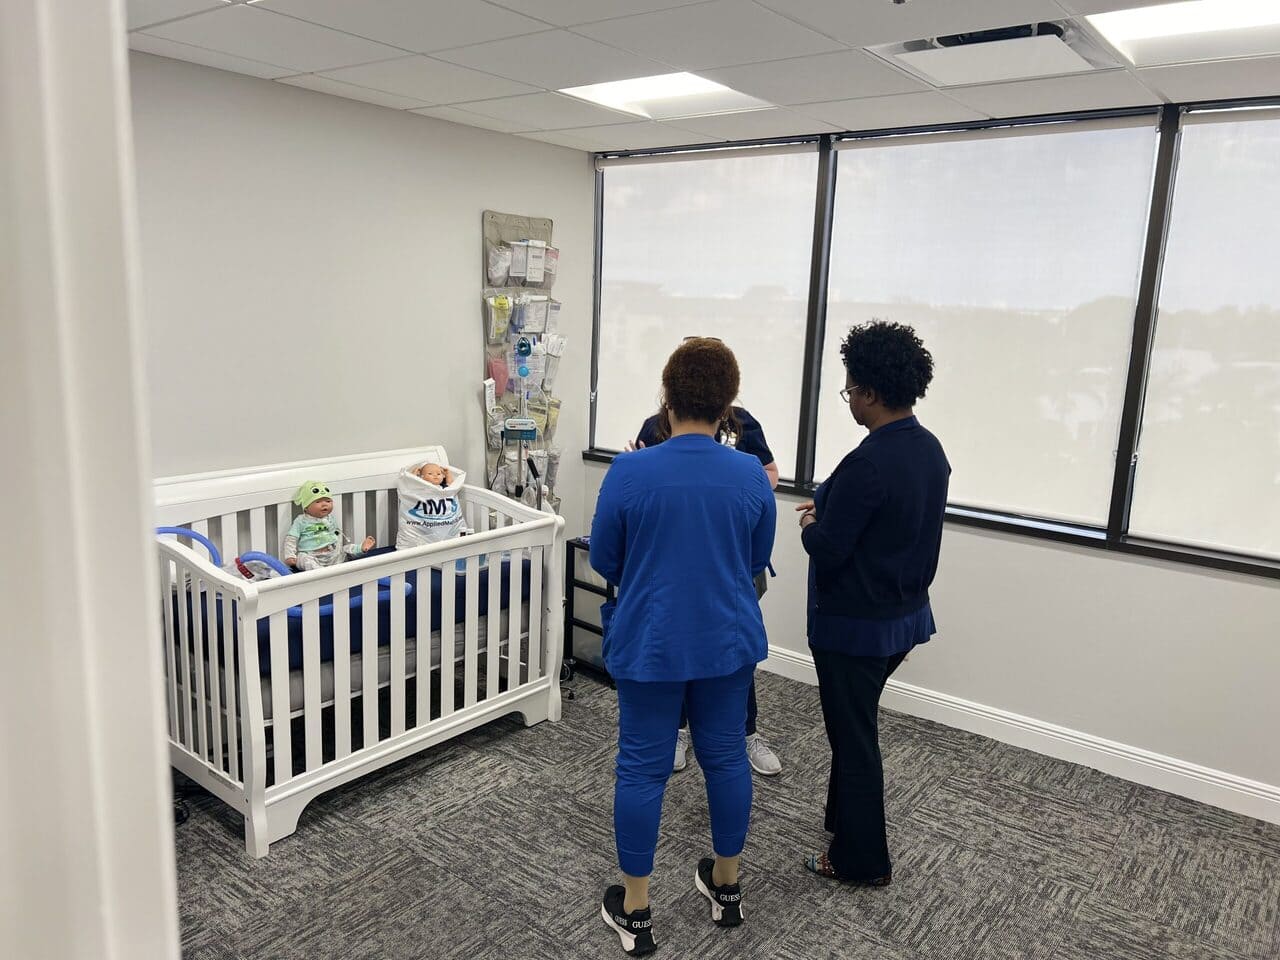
614,665,754,877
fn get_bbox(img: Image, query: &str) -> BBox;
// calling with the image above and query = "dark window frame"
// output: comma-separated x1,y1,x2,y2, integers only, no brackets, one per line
584,96,1280,582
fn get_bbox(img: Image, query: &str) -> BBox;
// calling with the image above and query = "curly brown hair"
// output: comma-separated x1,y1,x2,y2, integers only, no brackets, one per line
661,338,740,427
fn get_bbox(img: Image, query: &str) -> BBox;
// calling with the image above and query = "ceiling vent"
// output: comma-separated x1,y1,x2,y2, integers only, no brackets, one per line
869,21,1120,87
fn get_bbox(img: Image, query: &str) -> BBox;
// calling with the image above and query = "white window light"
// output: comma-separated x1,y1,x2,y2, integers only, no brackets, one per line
559,73,772,121
1088,0,1280,66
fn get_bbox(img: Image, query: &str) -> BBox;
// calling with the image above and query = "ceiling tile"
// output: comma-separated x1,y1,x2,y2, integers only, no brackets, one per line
1138,56,1280,103
673,106,840,139
488,0,708,27
577,0,845,70
1056,0,1170,13
255,0,548,54
797,91,987,130
127,0,222,31
319,55,537,104
518,129,610,150
554,121,714,149
454,91,641,129
754,0,1065,48
701,50,927,105
129,33,297,79
408,105,539,133
276,73,432,109
944,69,1161,117
434,29,671,89
143,4,405,73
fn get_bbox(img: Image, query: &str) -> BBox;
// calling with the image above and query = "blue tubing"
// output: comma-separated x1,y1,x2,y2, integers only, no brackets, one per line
238,551,292,576
156,526,222,567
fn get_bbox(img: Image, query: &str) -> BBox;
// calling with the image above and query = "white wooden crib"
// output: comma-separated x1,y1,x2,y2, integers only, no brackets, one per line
154,446,565,857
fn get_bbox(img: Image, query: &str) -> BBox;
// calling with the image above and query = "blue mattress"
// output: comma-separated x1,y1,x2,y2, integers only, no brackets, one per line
174,554,532,676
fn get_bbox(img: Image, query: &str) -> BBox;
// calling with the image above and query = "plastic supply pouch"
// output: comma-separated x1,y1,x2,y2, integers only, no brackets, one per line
487,352,509,398
396,463,467,550
487,244,511,286
542,247,559,289
521,296,549,334
485,293,512,342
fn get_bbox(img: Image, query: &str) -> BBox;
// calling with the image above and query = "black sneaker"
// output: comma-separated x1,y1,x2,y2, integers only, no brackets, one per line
601,884,656,955
695,858,744,927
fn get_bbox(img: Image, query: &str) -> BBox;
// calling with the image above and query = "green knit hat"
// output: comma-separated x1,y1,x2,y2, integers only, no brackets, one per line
293,480,332,510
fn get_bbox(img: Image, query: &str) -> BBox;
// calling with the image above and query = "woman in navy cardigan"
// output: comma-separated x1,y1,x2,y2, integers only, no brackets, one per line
591,339,776,954
797,321,949,886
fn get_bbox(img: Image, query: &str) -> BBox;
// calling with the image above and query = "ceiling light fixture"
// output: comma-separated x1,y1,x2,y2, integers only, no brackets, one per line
558,72,771,120
1088,0,1280,66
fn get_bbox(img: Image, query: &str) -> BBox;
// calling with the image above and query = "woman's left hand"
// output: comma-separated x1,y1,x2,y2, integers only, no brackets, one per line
798,509,817,529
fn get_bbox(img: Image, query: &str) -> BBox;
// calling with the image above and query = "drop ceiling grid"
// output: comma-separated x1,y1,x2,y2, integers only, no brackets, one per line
124,0,1280,151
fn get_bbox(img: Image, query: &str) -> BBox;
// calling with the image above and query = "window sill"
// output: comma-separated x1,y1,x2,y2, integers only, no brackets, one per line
581,448,1280,581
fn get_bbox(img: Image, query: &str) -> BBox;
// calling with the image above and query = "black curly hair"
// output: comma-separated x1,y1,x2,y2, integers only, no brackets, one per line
840,320,934,410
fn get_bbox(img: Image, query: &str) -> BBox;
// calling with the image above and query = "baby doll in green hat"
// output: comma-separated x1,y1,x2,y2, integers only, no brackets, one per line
284,481,376,571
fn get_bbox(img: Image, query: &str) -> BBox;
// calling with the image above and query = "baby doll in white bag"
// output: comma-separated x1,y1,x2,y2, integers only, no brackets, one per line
396,461,469,549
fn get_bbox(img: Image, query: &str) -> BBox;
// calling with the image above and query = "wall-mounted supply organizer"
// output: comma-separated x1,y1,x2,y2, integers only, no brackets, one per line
481,209,565,514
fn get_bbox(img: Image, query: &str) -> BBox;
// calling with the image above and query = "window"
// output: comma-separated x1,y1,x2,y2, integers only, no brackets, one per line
816,121,1159,526
595,148,819,474
1128,112,1280,559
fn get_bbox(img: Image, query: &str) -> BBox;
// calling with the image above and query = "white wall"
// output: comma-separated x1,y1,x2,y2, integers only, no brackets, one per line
129,52,594,522
582,461,1280,818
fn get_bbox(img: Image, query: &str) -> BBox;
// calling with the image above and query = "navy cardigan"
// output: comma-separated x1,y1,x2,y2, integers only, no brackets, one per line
802,416,949,655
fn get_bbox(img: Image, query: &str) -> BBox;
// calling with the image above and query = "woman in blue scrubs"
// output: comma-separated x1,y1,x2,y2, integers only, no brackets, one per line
629,396,782,777
592,338,776,955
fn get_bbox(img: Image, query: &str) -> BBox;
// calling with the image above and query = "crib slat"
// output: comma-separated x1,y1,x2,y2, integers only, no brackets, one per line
390,572,406,736
440,563,455,717
362,581,377,747
353,495,367,548
507,549,523,690
333,586,352,760
191,572,211,762
302,599,322,771
220,513,239,563
176,562,194,749
486,553,501,702
275,503,291,557
477,506,491,534
160,559,179,740
224,597,240,783
375,489,391,545
463,556,479,708
208,588,225,772
249,508,267,555
269,611,292,784
416,564,432,726
529,547,543,682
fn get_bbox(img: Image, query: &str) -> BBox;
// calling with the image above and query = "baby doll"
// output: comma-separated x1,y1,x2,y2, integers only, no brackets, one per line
284,480,375,571
415,463,454,487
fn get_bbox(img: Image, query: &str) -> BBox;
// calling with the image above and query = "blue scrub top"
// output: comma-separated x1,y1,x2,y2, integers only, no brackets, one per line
590,434,776,682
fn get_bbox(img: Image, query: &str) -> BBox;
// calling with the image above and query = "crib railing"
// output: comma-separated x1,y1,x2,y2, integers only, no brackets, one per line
157,485,563,834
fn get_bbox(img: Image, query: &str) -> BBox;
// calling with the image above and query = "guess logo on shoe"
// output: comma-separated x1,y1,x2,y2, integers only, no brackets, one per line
630,918,652,929
720,893,742,902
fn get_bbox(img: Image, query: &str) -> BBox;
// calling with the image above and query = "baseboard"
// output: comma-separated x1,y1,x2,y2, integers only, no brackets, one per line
760,645,1280,826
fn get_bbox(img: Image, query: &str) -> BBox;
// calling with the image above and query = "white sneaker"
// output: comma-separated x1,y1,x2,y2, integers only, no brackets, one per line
746,733,781,776
673,728,692,772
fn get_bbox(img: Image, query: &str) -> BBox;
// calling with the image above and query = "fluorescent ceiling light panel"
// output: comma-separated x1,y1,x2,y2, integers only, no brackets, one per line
894,35,1095,86
558,72,771,120
1088,0,1280,66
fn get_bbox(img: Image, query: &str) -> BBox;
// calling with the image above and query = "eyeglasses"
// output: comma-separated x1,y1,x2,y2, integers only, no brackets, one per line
840,387,853,403
682,336,724,343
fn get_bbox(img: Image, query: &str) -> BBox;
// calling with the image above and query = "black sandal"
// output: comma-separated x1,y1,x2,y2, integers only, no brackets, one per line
803,852,891,887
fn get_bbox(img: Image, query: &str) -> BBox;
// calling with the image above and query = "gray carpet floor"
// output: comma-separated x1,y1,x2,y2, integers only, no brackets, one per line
175,671,1280,960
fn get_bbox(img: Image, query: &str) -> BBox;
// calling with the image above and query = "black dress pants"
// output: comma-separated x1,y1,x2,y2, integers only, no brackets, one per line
812,647,907,881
